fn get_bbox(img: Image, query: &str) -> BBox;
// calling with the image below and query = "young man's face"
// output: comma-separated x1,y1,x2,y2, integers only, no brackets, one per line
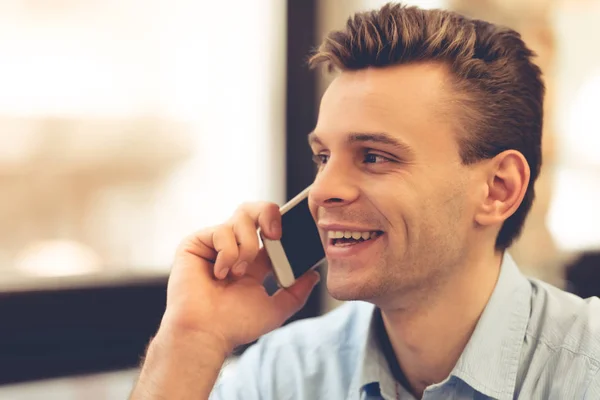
308,62,482,305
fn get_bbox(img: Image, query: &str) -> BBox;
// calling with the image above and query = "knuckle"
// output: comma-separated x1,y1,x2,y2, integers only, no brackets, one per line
213,223,231,238
238,243,259,262
220,246,239,263
240,201,275,216
236,202,258,215
177,230,207,254
231,207,247,221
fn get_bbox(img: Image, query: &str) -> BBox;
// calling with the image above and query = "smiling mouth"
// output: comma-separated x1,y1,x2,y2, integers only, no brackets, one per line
328,230,384,247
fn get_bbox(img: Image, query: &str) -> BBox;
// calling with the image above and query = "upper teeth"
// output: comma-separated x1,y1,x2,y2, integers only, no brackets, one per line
327,231,377,240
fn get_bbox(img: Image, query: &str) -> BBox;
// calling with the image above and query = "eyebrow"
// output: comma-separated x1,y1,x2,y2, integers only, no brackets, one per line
308,131,415,157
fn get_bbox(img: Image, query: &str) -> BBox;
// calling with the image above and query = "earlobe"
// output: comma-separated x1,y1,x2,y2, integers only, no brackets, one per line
474,151,530,228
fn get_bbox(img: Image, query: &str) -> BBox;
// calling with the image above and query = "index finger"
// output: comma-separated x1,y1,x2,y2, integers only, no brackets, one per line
236,202,281,240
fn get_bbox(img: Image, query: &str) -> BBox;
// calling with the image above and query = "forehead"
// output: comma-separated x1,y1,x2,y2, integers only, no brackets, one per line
314,62,458,156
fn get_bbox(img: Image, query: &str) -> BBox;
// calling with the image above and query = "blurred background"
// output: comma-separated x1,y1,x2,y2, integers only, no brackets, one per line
1,0,599,398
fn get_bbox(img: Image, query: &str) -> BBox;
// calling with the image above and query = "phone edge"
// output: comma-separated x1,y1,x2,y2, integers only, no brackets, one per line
279,184,311,214
261,184,313,288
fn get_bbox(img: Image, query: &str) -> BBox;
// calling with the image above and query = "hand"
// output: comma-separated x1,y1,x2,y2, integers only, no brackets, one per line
159,202,321,355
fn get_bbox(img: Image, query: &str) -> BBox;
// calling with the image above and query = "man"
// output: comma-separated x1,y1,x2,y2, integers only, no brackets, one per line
131,4,600,399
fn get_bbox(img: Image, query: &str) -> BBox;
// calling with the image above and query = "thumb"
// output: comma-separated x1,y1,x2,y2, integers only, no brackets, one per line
268,271,321,328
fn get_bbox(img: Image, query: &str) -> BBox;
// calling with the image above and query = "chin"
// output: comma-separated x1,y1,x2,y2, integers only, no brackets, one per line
325,273,383,302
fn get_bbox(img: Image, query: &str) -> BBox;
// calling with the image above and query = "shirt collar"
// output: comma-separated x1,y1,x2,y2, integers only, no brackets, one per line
349,252,532,400
451,252,532,400
347,301,399,399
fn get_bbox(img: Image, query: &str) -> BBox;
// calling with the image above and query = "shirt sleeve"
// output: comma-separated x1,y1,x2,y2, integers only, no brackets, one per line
209,341,270,400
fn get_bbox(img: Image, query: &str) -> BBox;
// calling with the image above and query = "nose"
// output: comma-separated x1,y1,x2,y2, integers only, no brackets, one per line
309,158,360,208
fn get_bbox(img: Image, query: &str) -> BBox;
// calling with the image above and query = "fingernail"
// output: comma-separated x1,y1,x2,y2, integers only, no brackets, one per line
233,261,248,275
313,271,321,283
270,220,280,236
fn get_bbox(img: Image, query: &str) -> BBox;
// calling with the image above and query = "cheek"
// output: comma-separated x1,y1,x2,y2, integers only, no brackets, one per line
430,184,470,234
380,180,444,239
367,184,415,234
308,198,318,221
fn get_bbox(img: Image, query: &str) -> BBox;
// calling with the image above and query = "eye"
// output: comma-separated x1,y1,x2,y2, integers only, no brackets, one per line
363,152,391,164
312,153,329,166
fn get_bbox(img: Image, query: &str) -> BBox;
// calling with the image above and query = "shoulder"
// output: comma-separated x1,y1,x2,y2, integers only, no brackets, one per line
510,278,600,398
527,278,600,363
521,277,600,397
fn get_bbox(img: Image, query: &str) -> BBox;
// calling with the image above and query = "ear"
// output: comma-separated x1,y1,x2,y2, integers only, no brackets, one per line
474,150,530,228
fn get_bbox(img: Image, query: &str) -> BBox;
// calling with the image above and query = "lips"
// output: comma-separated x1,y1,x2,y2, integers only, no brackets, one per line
320,231,384,260
328,230,384,246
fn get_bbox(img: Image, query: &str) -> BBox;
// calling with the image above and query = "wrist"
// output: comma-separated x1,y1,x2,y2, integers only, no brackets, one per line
132,327,227,399
153,323,231,362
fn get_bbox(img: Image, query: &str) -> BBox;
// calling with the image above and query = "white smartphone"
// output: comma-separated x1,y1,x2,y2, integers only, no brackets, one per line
261,185,326,288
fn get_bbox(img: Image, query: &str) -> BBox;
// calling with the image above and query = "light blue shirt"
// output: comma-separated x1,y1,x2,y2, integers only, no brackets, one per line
211,254,600,399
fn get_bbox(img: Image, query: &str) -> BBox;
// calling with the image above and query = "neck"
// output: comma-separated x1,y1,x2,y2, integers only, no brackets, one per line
380,249,503,398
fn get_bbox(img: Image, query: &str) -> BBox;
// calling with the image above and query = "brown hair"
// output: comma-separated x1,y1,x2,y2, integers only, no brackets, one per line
309,3,544,250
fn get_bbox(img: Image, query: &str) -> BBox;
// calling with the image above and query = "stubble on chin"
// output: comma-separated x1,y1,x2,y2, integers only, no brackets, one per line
324,265,394,302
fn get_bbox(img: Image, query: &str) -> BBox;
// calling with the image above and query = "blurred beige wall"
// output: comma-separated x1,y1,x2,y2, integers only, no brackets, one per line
0,0,287,284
